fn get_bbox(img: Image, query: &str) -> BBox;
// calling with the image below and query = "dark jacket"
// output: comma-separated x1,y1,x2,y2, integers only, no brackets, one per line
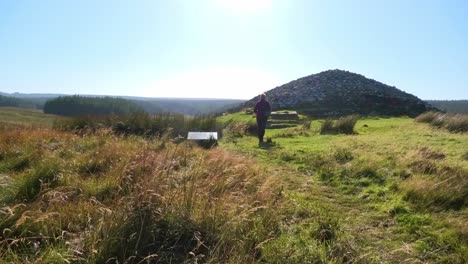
254,99,271,118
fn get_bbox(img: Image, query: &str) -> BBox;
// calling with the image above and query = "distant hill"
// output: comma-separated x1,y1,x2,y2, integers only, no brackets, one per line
132,98,244,115
425,100,468,114
0,92,58,108
0,92,244,115
244,69,434,117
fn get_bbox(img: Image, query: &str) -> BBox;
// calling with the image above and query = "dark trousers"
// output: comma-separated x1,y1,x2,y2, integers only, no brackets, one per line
256,116,268,142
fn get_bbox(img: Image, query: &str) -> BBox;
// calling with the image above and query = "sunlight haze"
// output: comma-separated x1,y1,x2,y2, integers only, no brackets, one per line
0,0,467,99
214,0,272,14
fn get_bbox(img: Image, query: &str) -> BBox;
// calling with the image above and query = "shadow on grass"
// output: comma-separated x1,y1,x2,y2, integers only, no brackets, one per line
258,139,277,149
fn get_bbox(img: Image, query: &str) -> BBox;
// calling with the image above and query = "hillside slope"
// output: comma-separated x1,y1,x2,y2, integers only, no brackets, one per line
246,69,433,117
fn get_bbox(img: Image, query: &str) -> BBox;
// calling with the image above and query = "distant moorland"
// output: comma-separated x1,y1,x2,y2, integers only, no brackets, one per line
0,92,244,116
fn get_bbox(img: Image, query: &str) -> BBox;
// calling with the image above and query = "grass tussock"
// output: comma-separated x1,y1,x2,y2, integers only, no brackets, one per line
401,165,468,210
416,111,468,133
399,148,468,210
0,127,284,263
418,147,446,160
320,115,359,135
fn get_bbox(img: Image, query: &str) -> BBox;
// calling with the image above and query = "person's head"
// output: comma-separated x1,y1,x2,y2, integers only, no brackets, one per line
260,93,267,101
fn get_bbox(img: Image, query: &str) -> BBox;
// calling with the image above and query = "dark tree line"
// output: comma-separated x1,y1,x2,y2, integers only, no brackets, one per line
43,95,143,116
426,100,468,114
0,95,40,109
132,99,244,115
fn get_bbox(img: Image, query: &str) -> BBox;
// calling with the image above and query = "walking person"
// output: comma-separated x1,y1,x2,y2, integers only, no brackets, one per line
254,93,271,145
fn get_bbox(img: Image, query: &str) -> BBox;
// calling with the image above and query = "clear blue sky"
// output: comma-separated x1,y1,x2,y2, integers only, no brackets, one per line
1,0,467,99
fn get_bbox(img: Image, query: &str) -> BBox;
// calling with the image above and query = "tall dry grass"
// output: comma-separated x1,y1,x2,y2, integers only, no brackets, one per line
53,112,223,138
416,111,468,133
402,162,468,210
0,128,283,263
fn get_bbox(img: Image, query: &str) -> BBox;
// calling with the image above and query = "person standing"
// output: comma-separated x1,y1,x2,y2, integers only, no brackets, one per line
254,93,271,145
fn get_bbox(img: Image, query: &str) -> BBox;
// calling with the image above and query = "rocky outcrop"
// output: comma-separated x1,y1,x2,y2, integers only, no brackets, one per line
246,70,434,117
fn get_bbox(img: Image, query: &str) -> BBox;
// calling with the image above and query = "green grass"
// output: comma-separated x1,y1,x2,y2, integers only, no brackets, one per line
221,113,468,262
218,111,258,124
1,111,467,263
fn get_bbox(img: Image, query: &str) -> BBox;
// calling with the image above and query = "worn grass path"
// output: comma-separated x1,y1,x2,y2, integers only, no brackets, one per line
235,154,419,263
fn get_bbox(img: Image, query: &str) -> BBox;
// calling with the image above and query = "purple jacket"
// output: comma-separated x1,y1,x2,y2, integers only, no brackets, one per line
254,99,271,118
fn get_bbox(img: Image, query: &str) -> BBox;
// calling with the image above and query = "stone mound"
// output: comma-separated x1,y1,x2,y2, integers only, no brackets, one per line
245,69,435,117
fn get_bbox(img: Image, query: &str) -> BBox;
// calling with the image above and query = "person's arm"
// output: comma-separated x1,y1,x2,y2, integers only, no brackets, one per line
263,102,271,117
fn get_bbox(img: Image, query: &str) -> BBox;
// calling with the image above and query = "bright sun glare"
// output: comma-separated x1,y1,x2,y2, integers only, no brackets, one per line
145,66,280,99
214,0,272,14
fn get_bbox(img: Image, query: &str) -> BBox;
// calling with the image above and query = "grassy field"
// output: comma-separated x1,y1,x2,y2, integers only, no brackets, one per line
0,108,467,263
0,107,62,130
220,112,468,263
